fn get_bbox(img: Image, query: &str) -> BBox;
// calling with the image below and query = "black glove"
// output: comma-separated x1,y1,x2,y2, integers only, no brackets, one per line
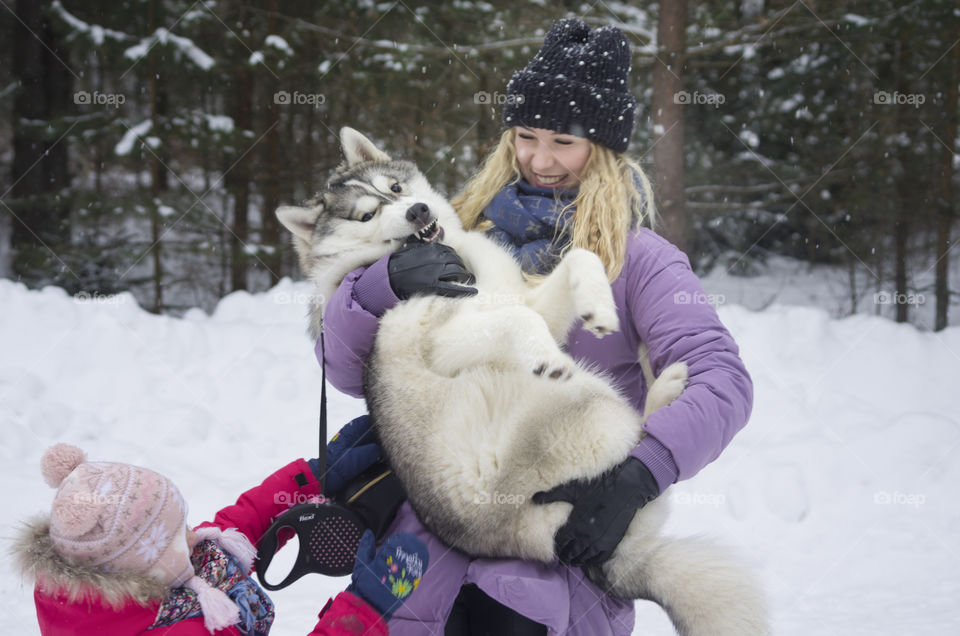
532,457,659,567
387,242,477,300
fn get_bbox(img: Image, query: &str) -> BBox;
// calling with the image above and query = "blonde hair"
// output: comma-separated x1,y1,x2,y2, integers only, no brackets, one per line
451,128,656,280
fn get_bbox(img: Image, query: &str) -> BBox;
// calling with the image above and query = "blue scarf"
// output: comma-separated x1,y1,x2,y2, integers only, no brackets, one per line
482,180,576,274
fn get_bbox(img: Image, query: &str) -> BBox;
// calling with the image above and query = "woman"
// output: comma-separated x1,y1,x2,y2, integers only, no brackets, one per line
320,18,753,635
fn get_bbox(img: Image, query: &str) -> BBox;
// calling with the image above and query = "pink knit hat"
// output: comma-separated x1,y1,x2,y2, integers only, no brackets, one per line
41,443,241,632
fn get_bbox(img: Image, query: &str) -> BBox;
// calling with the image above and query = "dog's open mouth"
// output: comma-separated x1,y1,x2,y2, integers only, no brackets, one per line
408,220,443,244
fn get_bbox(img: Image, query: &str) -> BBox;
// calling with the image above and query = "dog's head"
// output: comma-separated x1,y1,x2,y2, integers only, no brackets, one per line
277,127,460,278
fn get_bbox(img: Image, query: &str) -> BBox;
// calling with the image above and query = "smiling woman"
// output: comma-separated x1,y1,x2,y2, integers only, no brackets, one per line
514,128,592,189
317,17,757,636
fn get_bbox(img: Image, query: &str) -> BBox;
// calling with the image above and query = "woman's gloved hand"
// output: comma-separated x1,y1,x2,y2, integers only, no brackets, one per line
387,242,477,300
533,456,659,567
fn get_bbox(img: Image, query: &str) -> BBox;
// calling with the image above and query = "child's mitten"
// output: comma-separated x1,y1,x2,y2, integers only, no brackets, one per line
348,529,429,621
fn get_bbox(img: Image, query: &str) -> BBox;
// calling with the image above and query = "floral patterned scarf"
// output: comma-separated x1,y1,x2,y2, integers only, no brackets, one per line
151,540,274,635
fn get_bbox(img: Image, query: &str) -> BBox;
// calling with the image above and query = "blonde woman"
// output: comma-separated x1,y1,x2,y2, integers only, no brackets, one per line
319,18,753,636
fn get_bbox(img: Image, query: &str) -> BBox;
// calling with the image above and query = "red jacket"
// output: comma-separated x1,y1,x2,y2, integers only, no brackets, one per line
24,459,387,636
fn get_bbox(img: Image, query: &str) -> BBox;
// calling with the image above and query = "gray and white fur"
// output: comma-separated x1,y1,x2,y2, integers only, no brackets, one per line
278,127,768,636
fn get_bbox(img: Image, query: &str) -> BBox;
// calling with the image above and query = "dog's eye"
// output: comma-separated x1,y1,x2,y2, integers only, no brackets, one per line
360,212,376,222
390,182,402,193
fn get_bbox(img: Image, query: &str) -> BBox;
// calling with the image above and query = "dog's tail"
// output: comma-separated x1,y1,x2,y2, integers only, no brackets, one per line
592,533,769,636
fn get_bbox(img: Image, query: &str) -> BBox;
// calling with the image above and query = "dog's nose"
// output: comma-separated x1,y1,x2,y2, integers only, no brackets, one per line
406,203,431,226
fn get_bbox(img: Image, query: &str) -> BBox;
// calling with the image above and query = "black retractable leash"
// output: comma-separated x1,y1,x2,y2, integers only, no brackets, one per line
256,333,405,590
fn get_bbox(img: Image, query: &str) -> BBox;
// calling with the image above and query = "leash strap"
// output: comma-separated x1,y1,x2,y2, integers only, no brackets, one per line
318,331,327,491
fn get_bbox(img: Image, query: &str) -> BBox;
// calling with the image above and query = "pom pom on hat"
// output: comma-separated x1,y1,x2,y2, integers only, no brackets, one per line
41,443,86,488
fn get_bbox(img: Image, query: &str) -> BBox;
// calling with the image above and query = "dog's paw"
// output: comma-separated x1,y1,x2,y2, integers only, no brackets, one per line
532,358,573,381
645,362,688,413
580,302,620,337
565,249,620,337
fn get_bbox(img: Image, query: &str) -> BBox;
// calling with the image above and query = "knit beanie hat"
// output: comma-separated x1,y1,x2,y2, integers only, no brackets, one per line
41,443,240,632
502,18,636,152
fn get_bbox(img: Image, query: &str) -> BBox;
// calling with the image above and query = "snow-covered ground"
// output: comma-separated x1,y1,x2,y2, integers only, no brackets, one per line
2,275,959,634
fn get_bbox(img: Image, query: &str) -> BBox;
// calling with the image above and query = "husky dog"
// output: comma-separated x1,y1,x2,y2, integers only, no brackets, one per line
278,128,767,636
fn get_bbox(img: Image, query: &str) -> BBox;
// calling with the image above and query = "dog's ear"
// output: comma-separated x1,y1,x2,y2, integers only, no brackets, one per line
276,204,321,243
340,127,391,165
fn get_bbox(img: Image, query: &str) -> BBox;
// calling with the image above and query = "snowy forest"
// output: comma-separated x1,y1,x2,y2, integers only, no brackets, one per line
2,0,959,328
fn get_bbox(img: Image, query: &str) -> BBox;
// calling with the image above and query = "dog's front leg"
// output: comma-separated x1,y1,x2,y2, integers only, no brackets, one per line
527,248,620,342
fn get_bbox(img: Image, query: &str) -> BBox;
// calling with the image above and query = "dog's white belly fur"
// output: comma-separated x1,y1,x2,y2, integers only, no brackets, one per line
372,306,649,560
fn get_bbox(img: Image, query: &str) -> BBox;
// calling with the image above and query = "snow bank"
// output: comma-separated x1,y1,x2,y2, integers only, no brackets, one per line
2,278,958,634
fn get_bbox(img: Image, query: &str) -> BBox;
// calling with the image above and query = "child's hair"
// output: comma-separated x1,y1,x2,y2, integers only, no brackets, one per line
451,128,657,280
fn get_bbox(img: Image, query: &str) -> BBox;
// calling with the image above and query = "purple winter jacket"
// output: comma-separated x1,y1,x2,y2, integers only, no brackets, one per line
319,226,753,634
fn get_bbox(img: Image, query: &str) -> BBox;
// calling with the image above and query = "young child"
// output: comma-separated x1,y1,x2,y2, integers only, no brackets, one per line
15,443,428,635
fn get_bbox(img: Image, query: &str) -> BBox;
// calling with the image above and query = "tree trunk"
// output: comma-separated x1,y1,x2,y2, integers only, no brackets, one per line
228,64,253,292
148,0,163,312
894,41,911,324
257,0,282,287
652,0,688,254
10,0,73,287
934,37,958,331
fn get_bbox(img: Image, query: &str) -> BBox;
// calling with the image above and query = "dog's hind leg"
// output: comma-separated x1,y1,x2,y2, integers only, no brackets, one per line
427,305,574,380
640,346,689,422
